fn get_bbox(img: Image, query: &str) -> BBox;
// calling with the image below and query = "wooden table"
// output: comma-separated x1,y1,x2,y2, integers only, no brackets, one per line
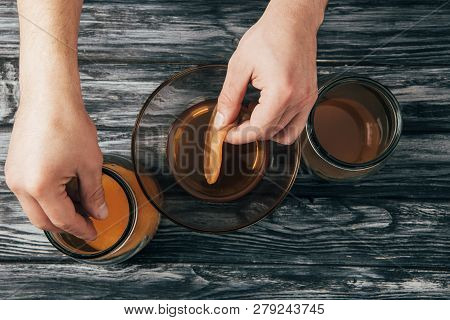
0,0,449,299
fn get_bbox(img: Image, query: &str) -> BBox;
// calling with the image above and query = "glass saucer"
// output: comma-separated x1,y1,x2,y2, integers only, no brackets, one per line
132,65,301,233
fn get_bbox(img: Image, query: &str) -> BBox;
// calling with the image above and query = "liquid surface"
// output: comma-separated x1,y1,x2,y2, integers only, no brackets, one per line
313,97,382,164
167,100,268,202
61,174,130,252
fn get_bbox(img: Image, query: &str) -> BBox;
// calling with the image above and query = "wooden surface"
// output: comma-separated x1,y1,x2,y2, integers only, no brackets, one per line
0,0,449,299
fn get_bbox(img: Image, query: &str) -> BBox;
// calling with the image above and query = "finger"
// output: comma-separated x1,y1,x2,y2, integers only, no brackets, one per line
78,166,108,220
250,87,290,129
272,110,309,145
270,105,302,140
225,87,288,144
215,54,252,130
16,193,61,232
225,119,259,144
37,188,97,241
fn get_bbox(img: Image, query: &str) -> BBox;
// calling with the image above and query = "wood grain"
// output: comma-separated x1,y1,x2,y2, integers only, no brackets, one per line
1,59,450,131
0,0,449,299
1,128,449,199
0,263,448,299
1,0,449,65
1,191,449,269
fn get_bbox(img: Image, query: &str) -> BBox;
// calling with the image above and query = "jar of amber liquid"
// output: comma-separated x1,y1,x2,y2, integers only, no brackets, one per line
301,75,402,181
45,154,161,264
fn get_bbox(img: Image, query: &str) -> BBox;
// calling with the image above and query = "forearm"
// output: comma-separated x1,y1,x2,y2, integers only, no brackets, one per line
17,0,83,100
265,0,328,32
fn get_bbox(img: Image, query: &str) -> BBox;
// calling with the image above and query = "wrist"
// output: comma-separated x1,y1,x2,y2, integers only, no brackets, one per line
266,0,327,32
19,51,81,100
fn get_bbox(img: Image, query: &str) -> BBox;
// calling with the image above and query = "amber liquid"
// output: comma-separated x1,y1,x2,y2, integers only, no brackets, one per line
313,97,383,164
61,174,130,252
167,100,268,202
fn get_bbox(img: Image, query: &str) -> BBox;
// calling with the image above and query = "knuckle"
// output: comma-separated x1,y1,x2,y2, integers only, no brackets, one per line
86,186,105,208
274,77,295,100
269,91,291,112
284,137,297,145
302,86,318,105
217,90,235,109
277,136,295,146
4,168,21,193
248,121,265,138
227,52,248,77
33,223,49,231
228,53,238,67
259,127,278,140
286,131,301,145
26,173,51,199
284,135,297,145
30,219,51,231
239,25,256,45
51,219,71,232
249,118,279,139
282,82,295,100
237,34,247,48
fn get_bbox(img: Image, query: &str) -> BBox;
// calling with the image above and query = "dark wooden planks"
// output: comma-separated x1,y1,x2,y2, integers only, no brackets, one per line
1,59,450,131
1,191,449,268
0,262,448,299
0,126,449,199
1,1,450,65
0,0,449,300
2,59,449,200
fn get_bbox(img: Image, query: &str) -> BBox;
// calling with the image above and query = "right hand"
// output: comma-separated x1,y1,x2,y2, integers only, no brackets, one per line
214,0,326,145
5,89,108,241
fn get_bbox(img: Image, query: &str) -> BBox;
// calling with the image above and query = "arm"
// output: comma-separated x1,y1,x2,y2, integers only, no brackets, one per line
215,0,328,144
5,0,108,240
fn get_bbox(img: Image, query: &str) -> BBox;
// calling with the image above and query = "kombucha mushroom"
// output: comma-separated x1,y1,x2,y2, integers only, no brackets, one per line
204,107,236,184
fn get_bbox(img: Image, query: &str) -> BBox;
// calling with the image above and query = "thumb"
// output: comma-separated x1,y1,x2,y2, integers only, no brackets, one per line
215,55,252,130
78,166,108,220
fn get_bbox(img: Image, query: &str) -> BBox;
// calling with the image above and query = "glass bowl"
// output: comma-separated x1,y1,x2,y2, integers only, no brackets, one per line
132,65,301,233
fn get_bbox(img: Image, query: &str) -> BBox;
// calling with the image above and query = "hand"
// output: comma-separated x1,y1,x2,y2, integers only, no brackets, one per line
5,88,107,241
215,0,327,145
5,0,107,240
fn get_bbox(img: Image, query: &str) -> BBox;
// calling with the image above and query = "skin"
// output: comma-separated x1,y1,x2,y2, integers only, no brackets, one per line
215,0,328,145
5,0,327,239
5,0,105,241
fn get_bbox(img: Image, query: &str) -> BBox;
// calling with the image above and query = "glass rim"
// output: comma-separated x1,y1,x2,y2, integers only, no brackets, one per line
131,64,302,233
44,167,138,260
306,75,403,171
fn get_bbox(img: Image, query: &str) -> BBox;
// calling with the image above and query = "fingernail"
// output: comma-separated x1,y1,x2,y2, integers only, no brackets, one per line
213,111,225,130
96,202,109,220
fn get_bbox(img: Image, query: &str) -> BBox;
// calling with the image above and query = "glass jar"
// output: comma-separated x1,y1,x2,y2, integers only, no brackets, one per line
301,75,402,181
45,154,161,264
